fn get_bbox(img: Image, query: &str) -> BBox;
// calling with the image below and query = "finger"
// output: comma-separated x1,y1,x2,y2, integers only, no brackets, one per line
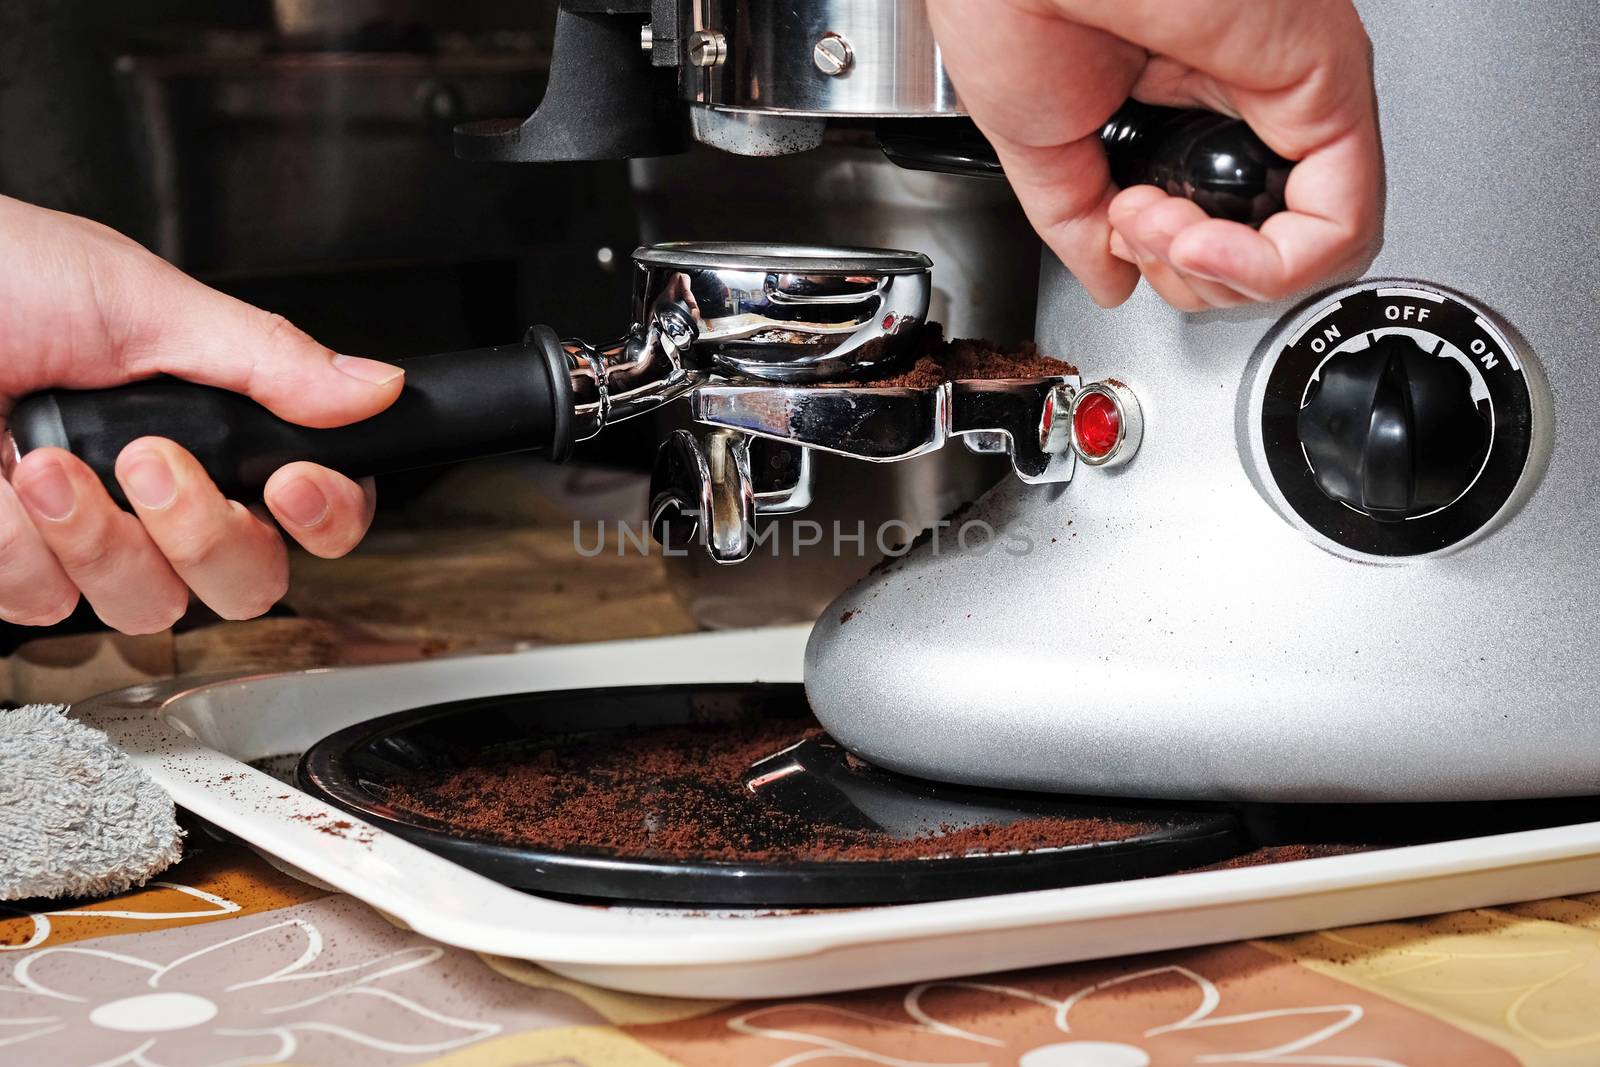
1049,0,1375,154
1108,187,1203,308
128,289,404,428
10,449,188,634
75,242,404,429
1114,186,1215,262
115,438,289,621
927,0,1143,307
1177,130,1382,299
995,137,1141,307
1141,258,1251,309
263,464,377,560
1178,274,1252,310
1110,189,1253,309
1133,256,1209,313
0,198,404,430
1110,235,1241,312
0,478,79,626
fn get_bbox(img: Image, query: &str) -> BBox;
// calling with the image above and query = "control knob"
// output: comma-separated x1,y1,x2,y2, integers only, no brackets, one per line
1297,334,1490,521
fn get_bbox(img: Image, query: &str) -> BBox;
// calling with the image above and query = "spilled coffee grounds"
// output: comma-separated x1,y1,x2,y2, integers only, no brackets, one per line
383,717,1155,863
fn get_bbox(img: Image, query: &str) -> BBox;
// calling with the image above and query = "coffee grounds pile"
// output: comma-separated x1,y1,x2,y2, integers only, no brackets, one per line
383,717,1155,864
838,323,1077,389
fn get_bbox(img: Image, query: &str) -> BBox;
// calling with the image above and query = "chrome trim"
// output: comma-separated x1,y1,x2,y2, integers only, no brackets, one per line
687,0,961,118
634,242,931,276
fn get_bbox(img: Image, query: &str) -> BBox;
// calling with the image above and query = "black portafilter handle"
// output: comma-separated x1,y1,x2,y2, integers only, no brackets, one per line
1100,101,1292,227
5,327,575,507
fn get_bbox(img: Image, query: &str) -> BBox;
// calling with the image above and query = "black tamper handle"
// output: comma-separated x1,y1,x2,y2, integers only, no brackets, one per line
880,103,1290,226
7,326,575,506
1100,101,1292,227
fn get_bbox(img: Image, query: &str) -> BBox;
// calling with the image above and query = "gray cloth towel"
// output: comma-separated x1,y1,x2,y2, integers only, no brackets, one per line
0,704,182,901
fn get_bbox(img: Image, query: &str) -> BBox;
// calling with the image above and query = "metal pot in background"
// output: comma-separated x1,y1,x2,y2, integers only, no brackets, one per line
631,141,1042,627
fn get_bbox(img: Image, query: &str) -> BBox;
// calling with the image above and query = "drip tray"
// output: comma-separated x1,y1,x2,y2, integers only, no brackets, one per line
295,682,1600,909
72,629,1600,998
296,684,1240,907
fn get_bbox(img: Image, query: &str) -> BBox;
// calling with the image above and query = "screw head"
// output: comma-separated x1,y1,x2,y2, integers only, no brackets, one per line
687,29,727,68
813,33,854,76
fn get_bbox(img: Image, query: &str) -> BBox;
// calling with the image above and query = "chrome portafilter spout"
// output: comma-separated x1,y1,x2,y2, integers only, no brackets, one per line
0,241,1128,562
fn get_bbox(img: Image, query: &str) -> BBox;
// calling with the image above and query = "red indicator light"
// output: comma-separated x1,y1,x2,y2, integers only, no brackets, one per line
881,312,897,330
1073,390,1122,459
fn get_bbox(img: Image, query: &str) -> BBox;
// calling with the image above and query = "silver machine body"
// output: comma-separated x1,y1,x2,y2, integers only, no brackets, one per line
805,0,1600,801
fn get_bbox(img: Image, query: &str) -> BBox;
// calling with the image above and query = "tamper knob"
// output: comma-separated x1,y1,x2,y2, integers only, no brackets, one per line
1297,334,1490,521
1101,102,1291,226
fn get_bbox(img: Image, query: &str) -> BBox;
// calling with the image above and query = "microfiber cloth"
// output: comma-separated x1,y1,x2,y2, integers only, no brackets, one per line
0,705,183,901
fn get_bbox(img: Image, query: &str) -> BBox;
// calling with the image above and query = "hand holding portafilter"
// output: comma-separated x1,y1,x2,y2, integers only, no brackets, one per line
5,244,937,503
4,336,576,509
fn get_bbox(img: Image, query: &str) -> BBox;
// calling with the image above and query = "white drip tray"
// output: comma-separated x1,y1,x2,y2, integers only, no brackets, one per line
78,627,1600,998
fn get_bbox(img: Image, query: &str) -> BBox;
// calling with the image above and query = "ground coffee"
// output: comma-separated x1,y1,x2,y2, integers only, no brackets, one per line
384,717,1155,864
835,324,1077,388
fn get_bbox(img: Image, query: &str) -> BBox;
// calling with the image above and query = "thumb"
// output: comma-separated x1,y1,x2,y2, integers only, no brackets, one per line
116,258,404,430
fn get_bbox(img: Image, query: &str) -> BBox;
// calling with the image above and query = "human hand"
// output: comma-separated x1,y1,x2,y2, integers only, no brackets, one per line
928,0,1384,310
0,196,403,633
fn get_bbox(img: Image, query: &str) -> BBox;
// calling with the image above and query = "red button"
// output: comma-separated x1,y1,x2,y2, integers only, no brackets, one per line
1073,390,1122,459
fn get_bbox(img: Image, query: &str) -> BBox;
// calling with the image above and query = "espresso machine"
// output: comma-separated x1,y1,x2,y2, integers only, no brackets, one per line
15,0,1596,828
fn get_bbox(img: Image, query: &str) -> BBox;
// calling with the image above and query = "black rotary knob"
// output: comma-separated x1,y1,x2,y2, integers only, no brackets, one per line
1297,334,1491,522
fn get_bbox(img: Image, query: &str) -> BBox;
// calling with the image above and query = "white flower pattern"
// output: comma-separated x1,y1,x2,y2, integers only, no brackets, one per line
0,904,500,1067
727,965,1411,1067
0,882,241,952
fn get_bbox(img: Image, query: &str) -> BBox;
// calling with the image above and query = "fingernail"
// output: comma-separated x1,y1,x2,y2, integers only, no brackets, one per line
122,450,178,510
1109,232,1136,264
1183,267,1269,302
1122,234,1155,263
333,354,405,386
16,458,76,521
271,477,328,527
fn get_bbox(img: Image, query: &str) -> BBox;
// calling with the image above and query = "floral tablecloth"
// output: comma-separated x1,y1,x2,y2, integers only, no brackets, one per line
7,842,1600,1066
